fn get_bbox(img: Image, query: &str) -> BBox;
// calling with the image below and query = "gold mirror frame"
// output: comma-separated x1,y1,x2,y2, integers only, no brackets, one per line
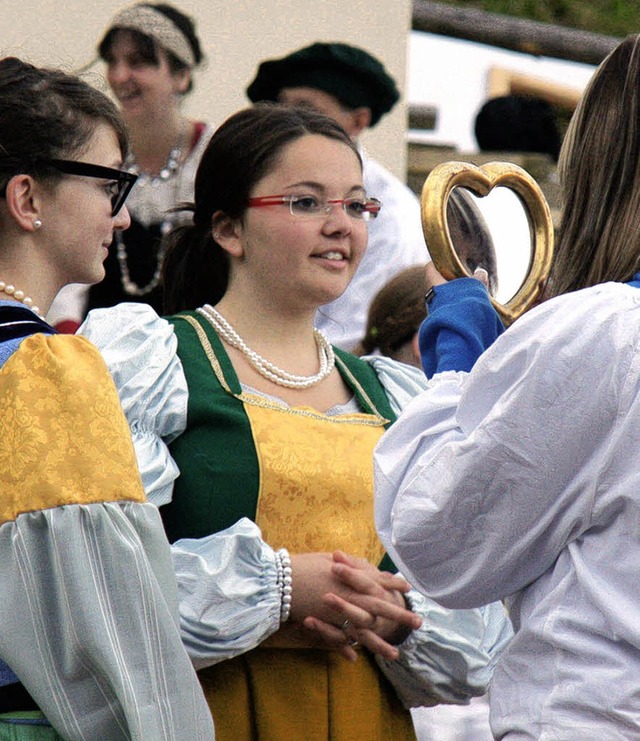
421,161,554,325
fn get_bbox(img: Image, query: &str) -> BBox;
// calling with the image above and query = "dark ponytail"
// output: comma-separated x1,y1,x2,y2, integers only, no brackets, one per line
162,222,228,313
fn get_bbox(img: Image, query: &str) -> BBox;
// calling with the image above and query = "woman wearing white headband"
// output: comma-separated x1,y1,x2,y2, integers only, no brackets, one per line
49,3,214,330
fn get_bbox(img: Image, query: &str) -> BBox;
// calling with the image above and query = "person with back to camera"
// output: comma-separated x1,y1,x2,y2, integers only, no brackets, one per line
80,102,512,741
376,34,640,739
0,56,214,740
48,2,213,331
246,42,427,352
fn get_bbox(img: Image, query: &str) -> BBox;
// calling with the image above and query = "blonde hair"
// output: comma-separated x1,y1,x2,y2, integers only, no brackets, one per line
548,35,640,298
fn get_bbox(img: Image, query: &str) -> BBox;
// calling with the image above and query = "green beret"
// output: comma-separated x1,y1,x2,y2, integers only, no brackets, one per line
246,42,400,127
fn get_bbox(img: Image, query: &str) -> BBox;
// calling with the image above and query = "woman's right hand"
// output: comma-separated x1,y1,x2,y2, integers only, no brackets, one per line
280,551,421,661
266,552,363,659
288,552,358,624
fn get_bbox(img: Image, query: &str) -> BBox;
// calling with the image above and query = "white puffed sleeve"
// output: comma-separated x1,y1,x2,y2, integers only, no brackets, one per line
375,283,640,609
80,303,187,507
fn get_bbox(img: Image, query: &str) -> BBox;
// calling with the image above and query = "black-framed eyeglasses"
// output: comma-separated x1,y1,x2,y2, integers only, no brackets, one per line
0,158,137,217
45,159,138,216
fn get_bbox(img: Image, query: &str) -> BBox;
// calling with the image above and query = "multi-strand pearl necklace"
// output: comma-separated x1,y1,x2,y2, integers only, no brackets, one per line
118,129,186,296
0,281,42,317
198,304,335,389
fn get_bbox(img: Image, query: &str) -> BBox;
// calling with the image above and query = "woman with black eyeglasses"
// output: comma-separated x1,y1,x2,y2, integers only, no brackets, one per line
0,57,213,740
81,103,512,741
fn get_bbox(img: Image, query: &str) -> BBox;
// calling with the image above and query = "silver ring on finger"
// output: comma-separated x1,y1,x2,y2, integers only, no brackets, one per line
341,619,360,648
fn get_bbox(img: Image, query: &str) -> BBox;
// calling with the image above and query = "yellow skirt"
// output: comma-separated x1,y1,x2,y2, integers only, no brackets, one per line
199,648,415,740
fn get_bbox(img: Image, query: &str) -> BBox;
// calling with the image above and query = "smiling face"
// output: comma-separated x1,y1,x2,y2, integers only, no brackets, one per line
104,30,188,123
39,122,130,288
220,133,369,315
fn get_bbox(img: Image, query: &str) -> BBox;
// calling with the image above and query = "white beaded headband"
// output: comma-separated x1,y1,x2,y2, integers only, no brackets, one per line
107,6,196,68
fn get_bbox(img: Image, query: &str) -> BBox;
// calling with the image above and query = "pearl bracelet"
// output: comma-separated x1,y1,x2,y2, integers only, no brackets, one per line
275,547,292,624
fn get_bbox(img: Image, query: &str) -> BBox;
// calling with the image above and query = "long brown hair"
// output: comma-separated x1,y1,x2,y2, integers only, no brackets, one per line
548,35,640,298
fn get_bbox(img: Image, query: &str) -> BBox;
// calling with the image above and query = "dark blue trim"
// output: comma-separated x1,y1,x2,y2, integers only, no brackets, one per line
0,306,56,342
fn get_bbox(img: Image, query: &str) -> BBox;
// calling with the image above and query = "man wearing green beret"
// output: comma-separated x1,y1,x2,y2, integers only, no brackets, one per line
247,42,428,351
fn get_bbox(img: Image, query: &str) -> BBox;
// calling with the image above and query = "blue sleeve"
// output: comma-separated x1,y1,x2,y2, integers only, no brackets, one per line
419,278,505,378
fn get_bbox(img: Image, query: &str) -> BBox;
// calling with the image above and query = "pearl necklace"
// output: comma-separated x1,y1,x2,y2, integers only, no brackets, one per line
0,280,42,317
198,304,335,389
118,127,187,295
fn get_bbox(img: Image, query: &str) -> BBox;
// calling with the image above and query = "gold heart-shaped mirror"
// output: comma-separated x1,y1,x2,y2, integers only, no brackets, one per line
421,161,554,325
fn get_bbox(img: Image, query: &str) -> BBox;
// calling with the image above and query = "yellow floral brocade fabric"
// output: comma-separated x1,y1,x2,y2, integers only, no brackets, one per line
247,396,386,563
0,334,145,525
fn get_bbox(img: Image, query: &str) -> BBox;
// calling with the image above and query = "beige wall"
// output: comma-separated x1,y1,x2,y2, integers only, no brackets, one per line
2,0,412,179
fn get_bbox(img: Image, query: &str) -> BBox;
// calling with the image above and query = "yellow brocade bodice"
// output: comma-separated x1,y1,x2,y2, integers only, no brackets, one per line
201,393,414,740
247,392,387,563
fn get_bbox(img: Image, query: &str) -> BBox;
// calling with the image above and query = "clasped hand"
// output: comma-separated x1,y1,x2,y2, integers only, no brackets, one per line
284,550,422,662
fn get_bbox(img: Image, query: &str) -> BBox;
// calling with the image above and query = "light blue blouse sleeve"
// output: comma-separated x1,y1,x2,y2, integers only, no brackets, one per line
376,590,513,707
363,355,429,414
79,303,187,507
172,519,282,670
80,304,283,664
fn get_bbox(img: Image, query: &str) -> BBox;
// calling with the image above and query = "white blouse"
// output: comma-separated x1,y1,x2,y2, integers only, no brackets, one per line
376,281,640,738
80,302,512,708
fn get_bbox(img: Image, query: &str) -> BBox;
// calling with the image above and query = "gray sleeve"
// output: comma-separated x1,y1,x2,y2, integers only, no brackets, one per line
0,502,215,740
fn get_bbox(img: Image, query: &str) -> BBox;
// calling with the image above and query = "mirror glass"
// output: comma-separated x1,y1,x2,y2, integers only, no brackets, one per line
447,187,533,304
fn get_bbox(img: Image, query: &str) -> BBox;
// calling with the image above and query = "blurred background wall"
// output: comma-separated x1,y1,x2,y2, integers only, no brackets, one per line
1,0,413,180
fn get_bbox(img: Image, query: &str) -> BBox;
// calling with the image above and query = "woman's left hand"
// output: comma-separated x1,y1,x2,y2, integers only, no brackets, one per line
426,260,489,291
302,551,422,660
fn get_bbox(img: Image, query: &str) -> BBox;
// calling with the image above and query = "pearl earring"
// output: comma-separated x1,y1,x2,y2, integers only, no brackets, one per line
33,219,42,229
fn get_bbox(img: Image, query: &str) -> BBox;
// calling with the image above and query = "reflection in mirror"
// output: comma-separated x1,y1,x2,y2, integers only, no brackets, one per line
448,187,533,304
